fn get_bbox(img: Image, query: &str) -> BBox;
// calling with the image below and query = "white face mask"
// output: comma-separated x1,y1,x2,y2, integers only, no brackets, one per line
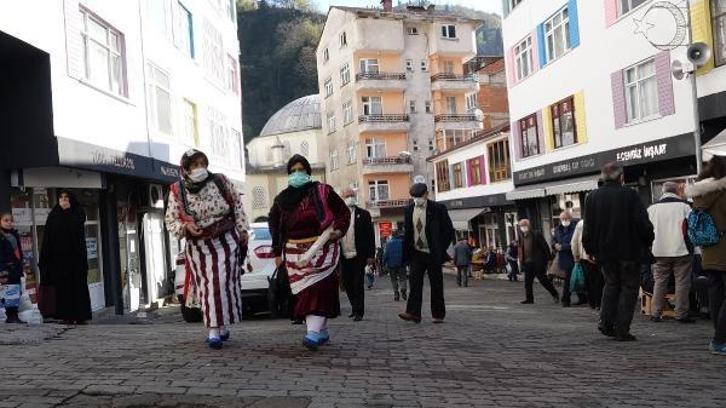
413,197,426,207
520,227,529,234
188,168,208,183
561,221,571,227
345,197,357,207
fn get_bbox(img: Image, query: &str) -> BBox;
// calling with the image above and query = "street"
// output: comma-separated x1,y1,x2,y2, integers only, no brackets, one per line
1,275,725,408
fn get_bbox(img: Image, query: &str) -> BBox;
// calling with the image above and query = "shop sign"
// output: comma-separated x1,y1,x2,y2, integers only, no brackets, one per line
11,208,32,226
441,193,511,210
379,222,393,237
86,238,98,260
513,133,695,186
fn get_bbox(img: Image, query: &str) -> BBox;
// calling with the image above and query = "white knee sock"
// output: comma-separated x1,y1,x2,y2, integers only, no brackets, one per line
209,328,220,338
306,315,325,333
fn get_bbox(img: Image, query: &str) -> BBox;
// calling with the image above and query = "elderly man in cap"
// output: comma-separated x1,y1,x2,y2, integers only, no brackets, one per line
399,183,455,324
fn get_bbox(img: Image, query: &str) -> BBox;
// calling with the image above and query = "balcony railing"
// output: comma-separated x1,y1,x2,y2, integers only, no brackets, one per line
434,114,479,122
363,156,412,166
359,114,410,123
431,73,478,82
356,72,406,81
367,199,411,208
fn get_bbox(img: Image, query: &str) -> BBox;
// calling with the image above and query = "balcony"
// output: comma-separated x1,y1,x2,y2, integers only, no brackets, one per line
358,114,410,134
434,114,482,132
355,72,407,92
361,156,414,175
367,199,411,209
430,73,479,92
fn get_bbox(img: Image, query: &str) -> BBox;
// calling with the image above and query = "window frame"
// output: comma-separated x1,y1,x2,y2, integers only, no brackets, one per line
425,100,432,113
712,0,726,66
330,150,339,170
446,96,458,114
79,8,127,97
510,0,524,11
343,100,353,125
362,96,383,116
368,180,390,202
441,24,458,39
409,100,416,114
468,157,482,185
405,59,413,72
182,98,198,146
514,36,533,81
544,6,571,64
227,54,239,94
347,140,357,164
339,31,347,48
519,114,541,158
488,139,511,182
624,58,659,124
421,60,429,72
551,96,577,149
327,112,336,134
323,48,329,63
466,93,478,112
452,162,463,189
340,63,351,86
324,77,334,98
173,1,194,58
619,0,649,17
360,58,380,74
436,160,451,192
365,138,386,159
147,63,172,136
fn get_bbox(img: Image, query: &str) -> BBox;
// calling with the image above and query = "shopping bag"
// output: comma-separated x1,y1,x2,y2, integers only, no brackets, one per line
570,263,586,294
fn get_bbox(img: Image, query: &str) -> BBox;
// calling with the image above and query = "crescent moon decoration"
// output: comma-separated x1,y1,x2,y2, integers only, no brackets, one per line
635,1,689,51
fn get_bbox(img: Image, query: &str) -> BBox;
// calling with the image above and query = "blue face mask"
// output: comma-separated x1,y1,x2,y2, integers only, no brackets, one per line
288,171,311,188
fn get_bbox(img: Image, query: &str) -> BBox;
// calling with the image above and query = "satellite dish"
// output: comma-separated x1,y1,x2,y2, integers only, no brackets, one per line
671,59,685,80
687,42,712,67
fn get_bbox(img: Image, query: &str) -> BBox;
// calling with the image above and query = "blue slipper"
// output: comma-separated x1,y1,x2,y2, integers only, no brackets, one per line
220,331,230,342
207,336,223,349
318,329,330,345
302,332,321,350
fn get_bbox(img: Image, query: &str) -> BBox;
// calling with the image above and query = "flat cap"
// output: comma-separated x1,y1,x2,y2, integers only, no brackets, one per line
409,183,428,197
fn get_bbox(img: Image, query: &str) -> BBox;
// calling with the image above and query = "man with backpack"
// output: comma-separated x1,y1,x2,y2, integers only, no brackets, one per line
648,181,694,323
383,230,407,301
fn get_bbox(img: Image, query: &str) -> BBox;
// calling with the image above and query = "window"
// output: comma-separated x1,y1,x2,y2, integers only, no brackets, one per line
514,36,533,80
230,128,243,169
551,96,577,148
407,27,419,35
330,150,339,170
405,59,413,71
446,96,457,114
347,140,357,164
227,55,239,94
202,19,224,85
441,24,457,39
252,186,266,209
421,60,428,72
429,138,434,151
327,112,336,133
519,114,540,157
340,63,351,85
466,93,478,111
343,100,353,125
173,1,194,58
488,140,511,182
208,107,232,166
436,160,450,192
425,101,432,113
510,0,524,10
453,163,463,188
362,96,383,115
441,129,472,150
323,48,329,63
300,141,310,156
409,100,416,113
340,31,347,47
147,0,171,37
443,60,455,74
544,6,571,63
713,0,726,66
368,180,390,202
468,157,483,185
182,99,198,146
625,59,658,123
359,59,380,74
619,0,648,15
365,138,386,159
413,139,419,151
147,64,172,135
324,77,333,97
79,8,126,96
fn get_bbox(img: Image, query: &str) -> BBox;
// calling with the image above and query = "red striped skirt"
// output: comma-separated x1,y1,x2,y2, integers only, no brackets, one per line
185,229,243,328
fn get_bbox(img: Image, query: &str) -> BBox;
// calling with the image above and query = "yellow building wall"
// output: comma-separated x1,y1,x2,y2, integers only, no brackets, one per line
359,91,405,114
691,0,715,75
355,52,402,73
432,91,466,114
359,133,408,156
429,54,465,75
574,91,588,144
363,173,411,201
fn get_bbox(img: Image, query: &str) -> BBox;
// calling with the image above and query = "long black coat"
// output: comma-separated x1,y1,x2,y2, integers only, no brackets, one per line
348,206,376,260
403,200,455,266
39,203,92,321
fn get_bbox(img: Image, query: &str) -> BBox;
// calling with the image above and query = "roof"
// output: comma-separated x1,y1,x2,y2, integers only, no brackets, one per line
259,95,322,138
330,5,485,26
427,123,511,162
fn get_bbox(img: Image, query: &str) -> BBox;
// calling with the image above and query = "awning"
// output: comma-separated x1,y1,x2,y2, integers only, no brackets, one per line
703,128,726,161
448,208,486,230
506,175,600,201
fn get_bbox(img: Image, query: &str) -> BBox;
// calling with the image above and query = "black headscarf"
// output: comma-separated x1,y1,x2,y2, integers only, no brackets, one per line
277,155,317,210
180,149,213,193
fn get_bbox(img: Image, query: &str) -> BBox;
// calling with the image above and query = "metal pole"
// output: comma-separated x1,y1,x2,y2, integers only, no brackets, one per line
686,0,704,174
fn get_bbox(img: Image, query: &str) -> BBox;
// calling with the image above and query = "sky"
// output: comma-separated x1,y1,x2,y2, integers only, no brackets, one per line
314,0,503,16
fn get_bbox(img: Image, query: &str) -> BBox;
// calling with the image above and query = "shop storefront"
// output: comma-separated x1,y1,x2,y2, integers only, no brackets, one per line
441,193,517,251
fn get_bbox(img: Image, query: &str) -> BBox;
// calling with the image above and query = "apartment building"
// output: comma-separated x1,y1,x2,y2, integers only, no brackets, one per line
501,0,718,234
316,0,482,242
0,0,243,314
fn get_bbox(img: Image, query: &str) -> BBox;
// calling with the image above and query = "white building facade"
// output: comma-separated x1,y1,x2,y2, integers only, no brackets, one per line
0,0,244,314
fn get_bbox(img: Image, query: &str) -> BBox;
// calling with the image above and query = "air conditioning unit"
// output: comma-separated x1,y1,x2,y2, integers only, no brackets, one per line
148,184,164,209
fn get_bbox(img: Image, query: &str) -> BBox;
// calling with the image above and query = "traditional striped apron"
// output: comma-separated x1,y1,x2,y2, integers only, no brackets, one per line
185,229,243,328
285,236,340,295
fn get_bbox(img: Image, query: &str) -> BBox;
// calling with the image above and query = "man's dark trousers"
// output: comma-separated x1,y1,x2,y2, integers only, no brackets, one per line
523,261,559,302
341,256,366,317
406,250,445,319
582,261,604,309
600,261,640,335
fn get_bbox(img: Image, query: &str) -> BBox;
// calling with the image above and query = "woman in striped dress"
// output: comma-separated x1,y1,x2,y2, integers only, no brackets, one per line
166,149,249,349
269,155,350,350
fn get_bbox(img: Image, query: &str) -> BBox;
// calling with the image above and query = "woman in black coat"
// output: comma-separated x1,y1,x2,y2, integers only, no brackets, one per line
39,190,91,324
1,212,25,323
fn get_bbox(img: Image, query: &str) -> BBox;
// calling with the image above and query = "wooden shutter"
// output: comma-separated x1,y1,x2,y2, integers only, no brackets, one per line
64,0,85,80
610,70,627,128
655,51,676,117
568,0,580,48
604,0,618,26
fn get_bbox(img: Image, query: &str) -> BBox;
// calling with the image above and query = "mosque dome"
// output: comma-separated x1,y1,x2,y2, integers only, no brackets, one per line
259,94,321,137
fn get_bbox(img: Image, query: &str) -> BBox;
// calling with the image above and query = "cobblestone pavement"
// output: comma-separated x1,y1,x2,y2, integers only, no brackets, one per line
1,276,725,408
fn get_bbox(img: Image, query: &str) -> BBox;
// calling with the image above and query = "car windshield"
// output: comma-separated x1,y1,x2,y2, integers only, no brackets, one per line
251,227,271,241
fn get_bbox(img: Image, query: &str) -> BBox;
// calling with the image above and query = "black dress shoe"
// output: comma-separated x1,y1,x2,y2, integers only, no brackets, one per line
598,324,615,337
353,315,363,322
520,300,534,304
615,333,637,342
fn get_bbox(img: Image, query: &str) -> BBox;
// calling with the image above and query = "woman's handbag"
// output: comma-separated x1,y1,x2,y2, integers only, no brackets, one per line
37,284,56,318
547,253,566,279
268,264,292,318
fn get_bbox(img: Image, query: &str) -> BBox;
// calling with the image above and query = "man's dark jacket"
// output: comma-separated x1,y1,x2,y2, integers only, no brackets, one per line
553,221,577,271
518,231,552,266
403,200,455,266
348,206,376,260
583,181,655,264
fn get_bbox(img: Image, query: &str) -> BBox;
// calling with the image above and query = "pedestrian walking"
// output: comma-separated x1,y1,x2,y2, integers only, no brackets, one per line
398,183,455,324
686,154,726,355
571,215,603,310
38,190,92,325
553,211,586,307
365,263,375,289
268,155,350,350
339,188,375,322
166,149,249,349
454,238,473,287
518,219,560,305
1,213,25,324
648,181,694,323
505,241,520,282
383,231,407,301
583,162,654,341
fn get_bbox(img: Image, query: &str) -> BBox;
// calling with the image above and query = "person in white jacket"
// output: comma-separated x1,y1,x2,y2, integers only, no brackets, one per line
647,181,693,323
571,215,603,309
